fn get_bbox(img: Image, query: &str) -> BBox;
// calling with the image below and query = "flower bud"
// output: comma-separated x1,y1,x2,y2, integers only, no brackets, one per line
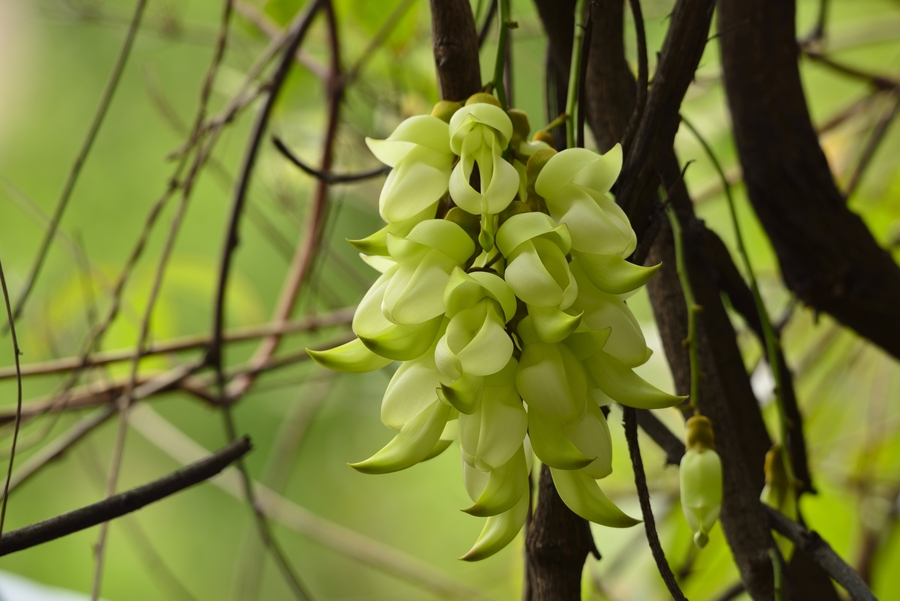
761,444,797,559
465,92,502,108
431,100,462,123
680,416,723,548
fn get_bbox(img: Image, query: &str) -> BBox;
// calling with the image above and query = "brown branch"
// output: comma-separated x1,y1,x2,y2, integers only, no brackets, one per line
620,0,648,151
0,256,23,544
719,0,900,362
0,437,251,557
272,136,389,184
801,47,899,92
429,0,482,101
844,91,900,199
765,506,877,601
622,407,686,600
0,307,354,382
208,0,326,377
525,465,594,601
224,0,344,404
8,0,149,326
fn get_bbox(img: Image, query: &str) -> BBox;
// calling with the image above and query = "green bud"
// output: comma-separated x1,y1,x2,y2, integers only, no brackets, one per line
431,100,463,123
507,108,531,145
525,148,558,195
532,130,554,146
686,415,716,452
498,200,531,226
465,92,502,107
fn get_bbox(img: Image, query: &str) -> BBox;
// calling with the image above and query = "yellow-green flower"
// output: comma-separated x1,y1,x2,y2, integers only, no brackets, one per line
680,415,723,548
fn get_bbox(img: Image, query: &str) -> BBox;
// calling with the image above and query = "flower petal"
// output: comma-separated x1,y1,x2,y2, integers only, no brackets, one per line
463,446,527,517
585,351,687,409
459,484,528,561
528,408,594,469
307,338,393,373
550,467,641,527
575,251,660,295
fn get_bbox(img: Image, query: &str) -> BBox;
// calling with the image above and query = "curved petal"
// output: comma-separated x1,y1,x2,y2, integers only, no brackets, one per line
585,351,687,409
496,212,560,257
575,251,660,295
349,202,438,256
456,306,513,377
468,271,517,322
367,115,451,160
449,157,484,215
381,351,446,429
562,403,613,479
505,243,564,307
528,408,594,469
480,139,519,214
459,484,528,561
439,373,484,414
383,251,456,324
350,399,452,474
404,219,475,265
307,338,393,373
357,315,444,361
570,144,622,195
528,305,582,343
550,467,641,527
379,149,451,223
546,188,634,256
534,147,602,200
463,446,527,517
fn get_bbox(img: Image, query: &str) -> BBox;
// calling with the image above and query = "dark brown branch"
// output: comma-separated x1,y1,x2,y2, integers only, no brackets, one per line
429,0,482,101
208,0,325,374
272,136,389,184
620,0,648,151
615,0,716,240
801,47,899,92
0,437,251,557
765,506,877,601
622,407,686,600
8,0,148,326
719,0,900,362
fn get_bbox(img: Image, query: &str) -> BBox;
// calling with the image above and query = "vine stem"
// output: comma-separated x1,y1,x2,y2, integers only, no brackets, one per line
680,116,797,487
491,0,511,108
565,0,586,148
661,194,701,412
768,548,784,601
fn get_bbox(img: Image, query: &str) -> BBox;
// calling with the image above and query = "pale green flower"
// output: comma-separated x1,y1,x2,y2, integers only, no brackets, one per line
448,101,519,216
680,416,723,548
570,258,652,367
348,202,438,256
382,220,475,325
497,212,577,309
434,268,516,387
352,267,444,361
366,115,454,223
458,358,527,472
515,316,588,423
534,145,636,258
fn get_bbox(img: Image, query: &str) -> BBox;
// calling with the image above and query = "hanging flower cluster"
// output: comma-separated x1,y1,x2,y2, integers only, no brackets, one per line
308,93,685,560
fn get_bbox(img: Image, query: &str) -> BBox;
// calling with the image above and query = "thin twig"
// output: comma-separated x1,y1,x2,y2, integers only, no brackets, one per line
9,0,149,326
225,0,343,402
844,91,900,199
0,437,252,557
566,0,586,148
272,136,389,183
0,307,354,382
0,257,23,550
208,0,326,378
492,0,512,108
477,0,498,49
621,0,649,151
622,407,688,601
801,47,898,92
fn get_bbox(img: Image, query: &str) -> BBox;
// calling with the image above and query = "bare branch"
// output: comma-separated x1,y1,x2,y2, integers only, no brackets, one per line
272,136,389,184
0,437,252,557
0,256,23,544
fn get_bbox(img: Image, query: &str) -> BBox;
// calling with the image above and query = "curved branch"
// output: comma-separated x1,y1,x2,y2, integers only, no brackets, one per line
719,0,900,361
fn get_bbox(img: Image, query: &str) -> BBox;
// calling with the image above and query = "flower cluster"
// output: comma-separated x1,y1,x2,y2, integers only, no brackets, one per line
308,94,685,560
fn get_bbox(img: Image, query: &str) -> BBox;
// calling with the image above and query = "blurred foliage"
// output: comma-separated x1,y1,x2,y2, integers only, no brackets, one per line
0,0,898,599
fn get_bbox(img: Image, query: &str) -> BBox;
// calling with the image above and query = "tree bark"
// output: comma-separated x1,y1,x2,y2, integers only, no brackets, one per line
719,0,900,361
429,0,482,102
525,466,594,601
